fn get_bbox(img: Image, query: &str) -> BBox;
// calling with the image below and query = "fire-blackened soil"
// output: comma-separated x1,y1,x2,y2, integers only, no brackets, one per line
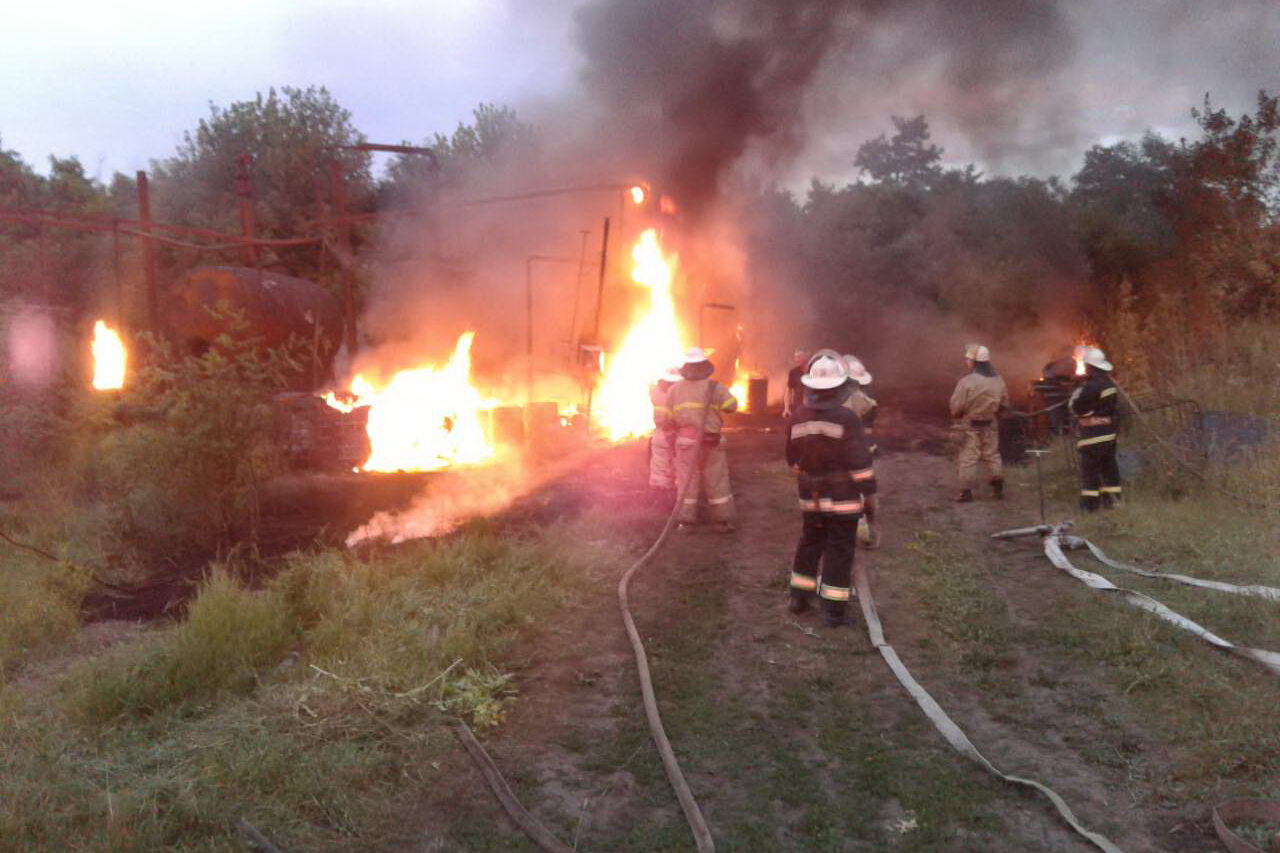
415,421,1231,852
81,470,455,621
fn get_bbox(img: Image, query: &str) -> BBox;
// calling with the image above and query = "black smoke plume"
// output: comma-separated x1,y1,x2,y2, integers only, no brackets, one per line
574,0,1080,212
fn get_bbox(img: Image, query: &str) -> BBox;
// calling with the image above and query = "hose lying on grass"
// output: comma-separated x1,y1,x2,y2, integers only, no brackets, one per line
1067,536,1280,602
851,561,1127,853
456,384,719,853
994,523,1280,679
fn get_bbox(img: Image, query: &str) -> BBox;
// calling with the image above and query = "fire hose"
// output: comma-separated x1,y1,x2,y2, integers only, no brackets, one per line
851,560,1127,853
993,524,1280,851
994,523,1280,678
456,383,719,853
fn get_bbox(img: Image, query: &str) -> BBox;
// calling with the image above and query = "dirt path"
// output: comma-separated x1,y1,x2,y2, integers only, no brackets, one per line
423,425,1215,852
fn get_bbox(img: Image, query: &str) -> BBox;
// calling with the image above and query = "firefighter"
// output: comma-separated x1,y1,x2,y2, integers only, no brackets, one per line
949,344,1009,502
1069,346,1121,510
786,355,879,627
669,347,739,533
783,347,808,420
648,366,681,492
842,354,878,455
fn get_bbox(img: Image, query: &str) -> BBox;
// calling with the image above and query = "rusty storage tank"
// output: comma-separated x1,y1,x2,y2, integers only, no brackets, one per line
166,266,343,387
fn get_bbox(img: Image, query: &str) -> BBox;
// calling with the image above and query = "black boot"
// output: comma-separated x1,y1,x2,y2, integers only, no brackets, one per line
787,592,812,615
990,479,1004,500
822,606,849,628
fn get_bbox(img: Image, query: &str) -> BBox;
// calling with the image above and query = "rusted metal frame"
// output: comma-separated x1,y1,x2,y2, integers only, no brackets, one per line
303,183,635,230
584,217,611,425
137,171,159,334
235,153,258,268
525,255,587,406
328,159,357,356
112,218,123,326
0,204,311,246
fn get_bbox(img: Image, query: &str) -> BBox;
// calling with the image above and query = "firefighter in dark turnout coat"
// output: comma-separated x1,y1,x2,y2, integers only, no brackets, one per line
1069,346,1122,510
786,355,879,627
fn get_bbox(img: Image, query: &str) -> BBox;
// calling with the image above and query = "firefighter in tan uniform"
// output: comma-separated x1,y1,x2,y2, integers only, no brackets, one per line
648,366,681,491
668,348,738,533
949,344,1009,502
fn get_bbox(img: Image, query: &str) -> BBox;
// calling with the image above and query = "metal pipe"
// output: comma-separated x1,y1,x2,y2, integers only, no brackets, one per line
112,218,123,325
328,159,356,356
37,224,48,303
568,229,589,351
585,217,611,426
525,254,592,405
235,153,258,268
526,256,534,405
136,171,159,334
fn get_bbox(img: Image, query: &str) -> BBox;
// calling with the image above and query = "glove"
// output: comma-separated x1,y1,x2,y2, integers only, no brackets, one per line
864,519,882,549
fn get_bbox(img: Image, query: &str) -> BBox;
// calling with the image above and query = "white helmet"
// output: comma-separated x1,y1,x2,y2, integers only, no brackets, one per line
805,347,842,371
801,355,848,389
682,347,710,365
1083,346,1112,371
842,355,873,386
964,343,991,362
660,365,683,383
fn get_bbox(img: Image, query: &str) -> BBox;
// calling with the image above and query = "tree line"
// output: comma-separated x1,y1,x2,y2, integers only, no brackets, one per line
1,86,1276,384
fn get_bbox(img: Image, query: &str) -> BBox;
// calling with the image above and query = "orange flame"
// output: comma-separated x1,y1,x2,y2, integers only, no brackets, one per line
629,185,647,205
594,228,685,441
1073,343,1089,376
90,320,126,391
326,332,495,472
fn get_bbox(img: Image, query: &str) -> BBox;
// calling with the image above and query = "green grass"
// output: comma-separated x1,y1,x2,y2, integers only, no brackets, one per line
575,561,1005,852
1029,437,1280,805
0,516,609,853
905,531,1015,676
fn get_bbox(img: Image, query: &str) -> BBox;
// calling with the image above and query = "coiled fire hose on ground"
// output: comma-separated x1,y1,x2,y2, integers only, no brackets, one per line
455,384,719,853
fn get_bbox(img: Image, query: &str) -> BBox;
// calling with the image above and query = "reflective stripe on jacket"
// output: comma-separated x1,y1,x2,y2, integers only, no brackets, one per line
786,396,878,513
650,381,674,429
1070,376,1119,447
668,378,737,436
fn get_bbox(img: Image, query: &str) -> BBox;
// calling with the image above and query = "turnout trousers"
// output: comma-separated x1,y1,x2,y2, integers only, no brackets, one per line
674,435,735,524
1079,439,1121,510
789,471,863,615
649,430,675,489
791,512,859,616
958,424,1002,491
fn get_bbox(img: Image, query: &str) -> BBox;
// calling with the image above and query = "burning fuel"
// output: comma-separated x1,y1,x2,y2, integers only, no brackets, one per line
594,228,685,441
325,332,495,473
91,320,126,391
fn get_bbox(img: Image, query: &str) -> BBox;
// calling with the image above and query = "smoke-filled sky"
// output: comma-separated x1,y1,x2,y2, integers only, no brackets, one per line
1,0,1277,186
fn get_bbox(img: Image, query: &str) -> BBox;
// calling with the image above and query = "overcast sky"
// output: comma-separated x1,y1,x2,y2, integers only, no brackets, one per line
2,0,1277,185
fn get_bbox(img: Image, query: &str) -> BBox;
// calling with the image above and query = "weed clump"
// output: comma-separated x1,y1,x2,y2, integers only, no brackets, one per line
68,569,292,721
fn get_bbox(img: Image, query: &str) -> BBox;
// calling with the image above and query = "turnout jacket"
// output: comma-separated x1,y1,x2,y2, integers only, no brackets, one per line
1069,374,1119,447
668,378,737,438
844,387,878,449
950,373,1008,424
650,381,675,430
787,389,878,515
